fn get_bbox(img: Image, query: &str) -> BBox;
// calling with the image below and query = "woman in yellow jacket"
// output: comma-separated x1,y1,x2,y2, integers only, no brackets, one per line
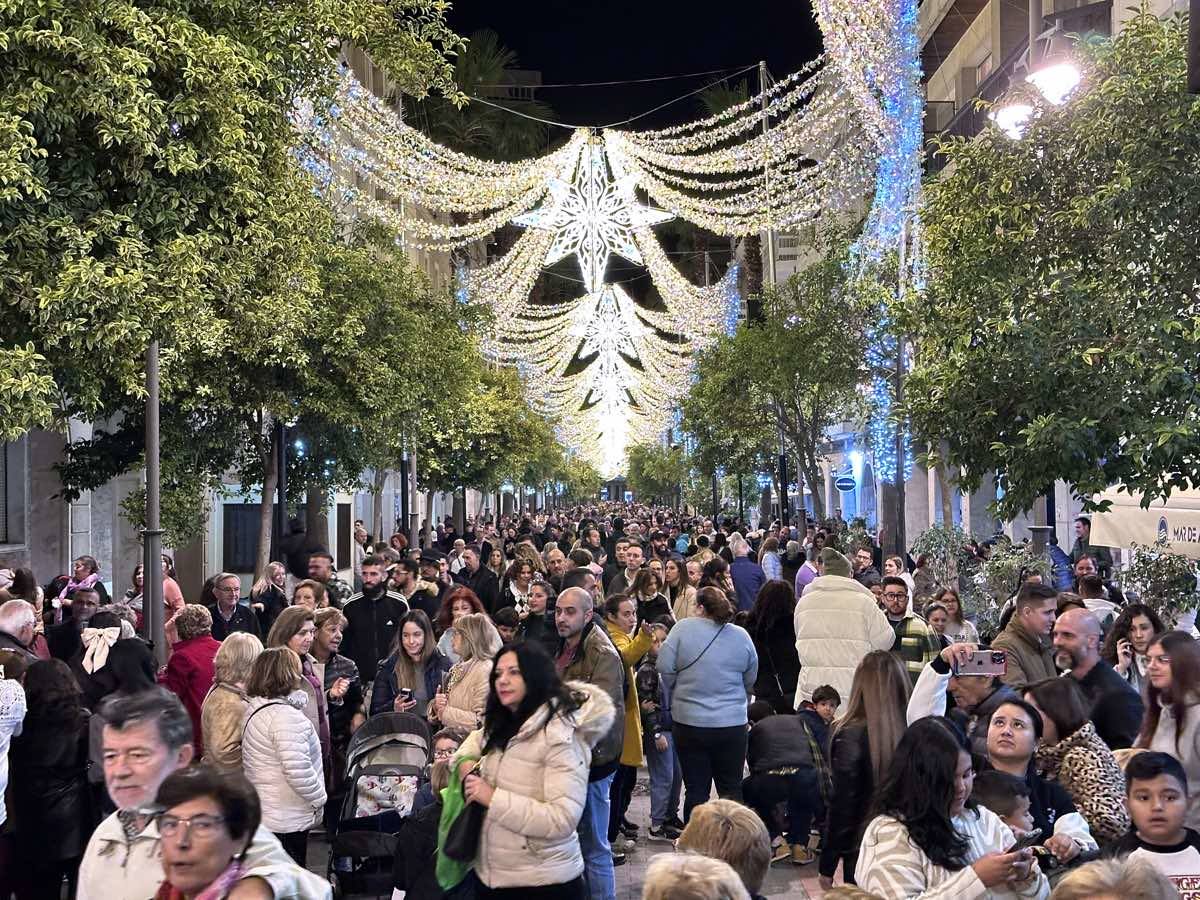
602,592,654,857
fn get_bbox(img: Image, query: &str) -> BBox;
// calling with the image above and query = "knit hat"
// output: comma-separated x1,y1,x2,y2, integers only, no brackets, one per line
819,548,852,578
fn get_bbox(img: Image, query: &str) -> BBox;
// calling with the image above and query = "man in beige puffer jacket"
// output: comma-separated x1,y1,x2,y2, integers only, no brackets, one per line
793,548,895,705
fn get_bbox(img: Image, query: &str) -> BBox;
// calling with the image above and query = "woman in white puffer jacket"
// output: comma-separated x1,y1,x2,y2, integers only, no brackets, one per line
454,641,615,898
241,647,326,866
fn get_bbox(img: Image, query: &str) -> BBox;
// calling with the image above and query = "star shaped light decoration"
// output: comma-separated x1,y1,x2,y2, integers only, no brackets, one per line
514,137,674,293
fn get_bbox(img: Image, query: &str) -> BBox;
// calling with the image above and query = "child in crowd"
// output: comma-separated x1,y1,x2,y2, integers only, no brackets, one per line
412,727,466,812
636,620,683,840
492,606,519,644
1112,751,1200,893
971,769,1036,835
797,684,840,753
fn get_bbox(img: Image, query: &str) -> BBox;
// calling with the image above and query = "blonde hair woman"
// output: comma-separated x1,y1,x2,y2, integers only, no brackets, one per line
249,561,288,632
241,647,326,864
430,612,500,731
641,855,749,900
266,607,330,777
201,632,263,772
677,799,771,898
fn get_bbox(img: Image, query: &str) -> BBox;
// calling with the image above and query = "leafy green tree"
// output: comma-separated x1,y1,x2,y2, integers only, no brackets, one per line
626,443,688,506
0,0,460,433
404,28,555,162
683,240,871,514
902,13,1200,517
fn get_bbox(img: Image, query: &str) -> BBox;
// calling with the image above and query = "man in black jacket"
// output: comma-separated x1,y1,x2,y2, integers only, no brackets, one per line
1053,607,1144,749
207,574,261,643
742,700,827,866
455,545,499,614
340,555,408,683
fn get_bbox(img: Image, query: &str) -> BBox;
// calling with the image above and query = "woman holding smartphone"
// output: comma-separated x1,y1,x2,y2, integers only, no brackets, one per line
371,610,450,717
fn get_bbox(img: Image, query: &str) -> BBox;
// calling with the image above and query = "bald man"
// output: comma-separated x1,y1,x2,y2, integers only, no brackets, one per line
1052,607,1144,749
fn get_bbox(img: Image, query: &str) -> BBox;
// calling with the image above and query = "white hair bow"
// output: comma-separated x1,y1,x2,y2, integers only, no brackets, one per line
81,626,122,674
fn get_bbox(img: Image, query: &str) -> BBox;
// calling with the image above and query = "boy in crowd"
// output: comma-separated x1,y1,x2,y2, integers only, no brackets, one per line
797,684,840,752
972,770,1036,836
492,606,519,644
1112,752,1200,893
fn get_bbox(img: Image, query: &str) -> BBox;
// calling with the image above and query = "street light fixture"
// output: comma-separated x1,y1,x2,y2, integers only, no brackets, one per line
1026,30,1082,105
990,11,1082,140
990,102,1035,140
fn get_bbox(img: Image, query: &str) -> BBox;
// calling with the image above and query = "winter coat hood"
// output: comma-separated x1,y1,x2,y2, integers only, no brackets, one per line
514,680,616,751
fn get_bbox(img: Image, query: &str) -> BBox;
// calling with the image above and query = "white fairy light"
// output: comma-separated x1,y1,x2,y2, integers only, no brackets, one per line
515,137,674,293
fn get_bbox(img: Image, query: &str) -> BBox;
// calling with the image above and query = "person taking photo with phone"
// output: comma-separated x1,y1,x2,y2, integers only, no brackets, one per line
908,642,1020,760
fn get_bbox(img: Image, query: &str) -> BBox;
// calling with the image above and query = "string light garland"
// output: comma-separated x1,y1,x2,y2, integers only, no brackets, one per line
296,52,892,474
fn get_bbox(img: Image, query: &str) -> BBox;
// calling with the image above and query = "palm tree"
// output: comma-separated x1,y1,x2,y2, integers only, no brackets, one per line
697,79,763,321
404,29,558,162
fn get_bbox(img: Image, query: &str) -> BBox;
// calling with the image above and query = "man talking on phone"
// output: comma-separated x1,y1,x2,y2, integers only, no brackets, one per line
907,641,1020,760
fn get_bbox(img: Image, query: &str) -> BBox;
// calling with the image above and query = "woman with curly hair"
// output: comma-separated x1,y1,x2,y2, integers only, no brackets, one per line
1102,603,1166,696
433,586,485,664
856,717,1048,898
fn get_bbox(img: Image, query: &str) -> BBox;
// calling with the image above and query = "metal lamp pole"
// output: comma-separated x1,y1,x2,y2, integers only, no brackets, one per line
1189,0,1199,94
143,340,165,665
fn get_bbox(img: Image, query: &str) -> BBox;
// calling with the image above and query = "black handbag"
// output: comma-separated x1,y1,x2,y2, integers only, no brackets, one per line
443,798,487,861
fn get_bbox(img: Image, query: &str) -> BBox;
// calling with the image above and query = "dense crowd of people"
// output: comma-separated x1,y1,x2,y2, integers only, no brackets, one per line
0,506,1198,900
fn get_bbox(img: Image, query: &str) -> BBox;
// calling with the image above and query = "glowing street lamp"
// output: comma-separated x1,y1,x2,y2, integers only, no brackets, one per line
991,12,1081,140
989,102,1034,140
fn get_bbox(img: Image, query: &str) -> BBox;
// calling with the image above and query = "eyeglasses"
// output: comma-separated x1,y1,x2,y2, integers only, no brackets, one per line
883,592,908,601
159,814,227,839
433,748,455,759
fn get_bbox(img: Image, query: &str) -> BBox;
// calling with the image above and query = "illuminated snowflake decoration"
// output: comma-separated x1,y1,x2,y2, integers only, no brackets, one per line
515,138,674,293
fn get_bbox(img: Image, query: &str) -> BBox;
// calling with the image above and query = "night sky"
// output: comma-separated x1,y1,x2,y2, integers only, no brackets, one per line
445,0,823,131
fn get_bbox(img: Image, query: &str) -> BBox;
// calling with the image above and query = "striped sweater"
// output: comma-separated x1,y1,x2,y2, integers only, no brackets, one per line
856,806,1050,899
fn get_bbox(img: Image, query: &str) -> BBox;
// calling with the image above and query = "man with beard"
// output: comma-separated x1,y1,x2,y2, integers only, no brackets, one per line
455,545,500,614
390,557,439,620
47,586,100,661
1052,607,1144,749
340,555,408,683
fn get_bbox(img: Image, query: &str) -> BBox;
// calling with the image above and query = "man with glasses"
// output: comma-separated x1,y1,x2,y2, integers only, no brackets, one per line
206,572,261,641
878,575,940,688
78,689,329,900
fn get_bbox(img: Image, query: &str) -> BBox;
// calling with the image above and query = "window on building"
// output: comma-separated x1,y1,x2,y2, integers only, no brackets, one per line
976,54,993,86
222,503,264,574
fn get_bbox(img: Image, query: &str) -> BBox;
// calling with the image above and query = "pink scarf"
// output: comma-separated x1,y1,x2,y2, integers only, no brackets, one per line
58,570,100,601
154,860,243,900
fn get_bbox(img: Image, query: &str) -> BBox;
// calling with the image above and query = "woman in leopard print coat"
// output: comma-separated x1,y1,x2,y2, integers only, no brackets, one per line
1026,678,1130,844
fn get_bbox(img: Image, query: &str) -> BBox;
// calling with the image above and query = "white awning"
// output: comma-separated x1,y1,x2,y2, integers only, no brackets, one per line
1090,487,1200,560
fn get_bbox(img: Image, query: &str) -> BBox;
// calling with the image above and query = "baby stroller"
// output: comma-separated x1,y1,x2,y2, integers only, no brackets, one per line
328,712,432,898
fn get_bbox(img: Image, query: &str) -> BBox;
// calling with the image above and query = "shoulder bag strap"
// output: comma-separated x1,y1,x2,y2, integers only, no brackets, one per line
676,623,727,675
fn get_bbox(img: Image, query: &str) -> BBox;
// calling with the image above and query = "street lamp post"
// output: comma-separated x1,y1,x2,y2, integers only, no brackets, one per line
143,340,165,665
1190,0,1199,94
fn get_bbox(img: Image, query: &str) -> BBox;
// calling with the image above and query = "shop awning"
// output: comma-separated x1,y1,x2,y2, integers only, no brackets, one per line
1090,487,1200,560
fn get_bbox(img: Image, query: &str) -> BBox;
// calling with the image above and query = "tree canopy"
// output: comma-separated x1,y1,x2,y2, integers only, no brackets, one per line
682,236,871,514
902,12,1200,517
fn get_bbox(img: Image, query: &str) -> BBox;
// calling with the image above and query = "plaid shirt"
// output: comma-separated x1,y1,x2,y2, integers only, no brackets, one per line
889,615,941,687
